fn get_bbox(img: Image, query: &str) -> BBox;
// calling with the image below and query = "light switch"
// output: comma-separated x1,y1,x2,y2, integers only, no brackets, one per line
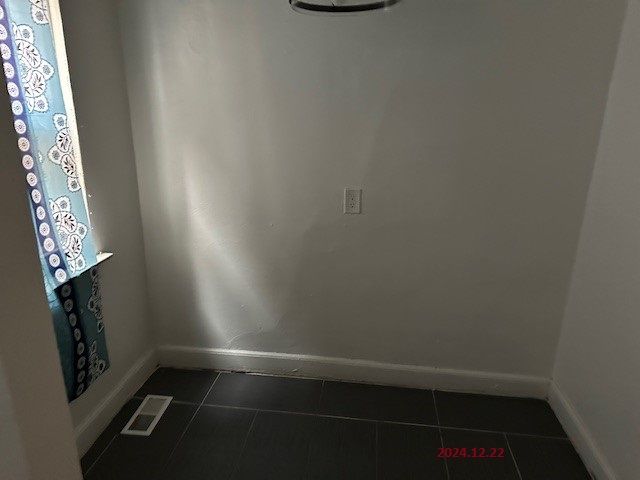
344,188,362,214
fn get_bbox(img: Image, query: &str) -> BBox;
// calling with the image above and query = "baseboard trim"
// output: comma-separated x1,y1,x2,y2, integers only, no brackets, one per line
74,348,158,456
548,381,617,480
158,345,549,398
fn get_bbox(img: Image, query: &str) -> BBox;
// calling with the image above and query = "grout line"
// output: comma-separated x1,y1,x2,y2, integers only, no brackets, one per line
165,372,221,464
83,432,118,476
432,390,441,426
204,402,385,423
229,409,259,479
432,390,451,479
301,411,316,480
374,422,379,480
207,371,222,397
497,430,570,441
200,402,569,440
440,426,568,441
504,433,524,480
440,428,451,480
436,425,451,480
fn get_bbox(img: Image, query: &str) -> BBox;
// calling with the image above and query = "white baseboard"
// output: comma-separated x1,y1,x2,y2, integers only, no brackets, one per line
548,381,616,480
158,345,549,398
74,348,158,456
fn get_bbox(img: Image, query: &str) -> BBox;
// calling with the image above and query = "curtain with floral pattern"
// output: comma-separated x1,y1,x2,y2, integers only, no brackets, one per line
0,0,109,401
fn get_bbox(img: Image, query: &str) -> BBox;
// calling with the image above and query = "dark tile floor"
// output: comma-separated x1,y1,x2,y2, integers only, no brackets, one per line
82,368,591,480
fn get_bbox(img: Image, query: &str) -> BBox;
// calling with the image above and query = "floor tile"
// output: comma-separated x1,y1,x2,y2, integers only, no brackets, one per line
507,434,591,480
81,398,142,473
85,370,590,480
84,402,197,480
442,429,520,480
205,373,323,414
135,368,218,403
377,423,448,480
319,381,437,424
307,416,376,480
435,391,566,437
162,406,256,480
232,411,317,480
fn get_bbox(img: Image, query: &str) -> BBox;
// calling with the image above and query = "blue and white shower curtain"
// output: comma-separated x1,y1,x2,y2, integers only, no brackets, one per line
0,0,109,401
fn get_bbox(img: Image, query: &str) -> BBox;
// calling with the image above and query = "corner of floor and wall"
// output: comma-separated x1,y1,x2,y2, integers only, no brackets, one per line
6,1,635,479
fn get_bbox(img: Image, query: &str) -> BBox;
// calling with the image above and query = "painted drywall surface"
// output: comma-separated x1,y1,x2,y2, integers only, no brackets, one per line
0,103,81,479
119,0,624,376
57,0,154,435
552,1,640,478
0,360,29,479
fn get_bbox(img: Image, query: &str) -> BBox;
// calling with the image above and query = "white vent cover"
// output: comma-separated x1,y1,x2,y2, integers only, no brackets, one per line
121,395,172,436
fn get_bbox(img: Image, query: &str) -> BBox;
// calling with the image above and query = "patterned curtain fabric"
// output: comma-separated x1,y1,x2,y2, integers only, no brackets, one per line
0,0,109,401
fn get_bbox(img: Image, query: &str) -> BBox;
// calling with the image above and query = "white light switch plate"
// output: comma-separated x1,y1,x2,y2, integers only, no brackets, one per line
344,188,362,214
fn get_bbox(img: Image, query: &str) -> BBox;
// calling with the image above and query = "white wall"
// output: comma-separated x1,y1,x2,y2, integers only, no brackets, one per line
552,1,640,479
0,100,81,479
0,360,29,479
57,0,156,453
118,0,624,384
